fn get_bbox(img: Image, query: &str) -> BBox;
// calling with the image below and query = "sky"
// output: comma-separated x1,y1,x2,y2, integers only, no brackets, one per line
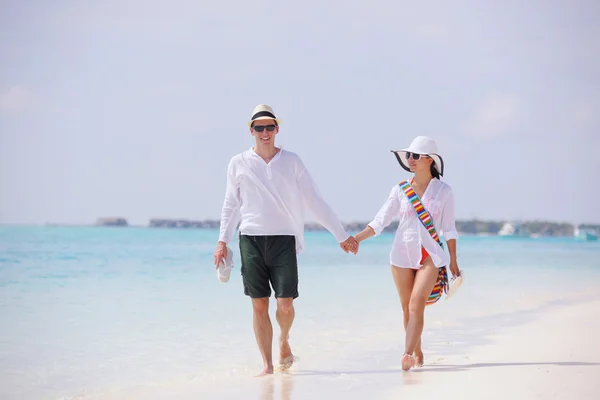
1,0,599,226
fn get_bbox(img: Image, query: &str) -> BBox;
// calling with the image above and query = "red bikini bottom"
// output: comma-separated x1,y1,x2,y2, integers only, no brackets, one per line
420,246,429,264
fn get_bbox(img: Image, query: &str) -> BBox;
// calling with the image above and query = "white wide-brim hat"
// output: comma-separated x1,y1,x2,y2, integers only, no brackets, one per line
247,104,282,127
391,136,445,176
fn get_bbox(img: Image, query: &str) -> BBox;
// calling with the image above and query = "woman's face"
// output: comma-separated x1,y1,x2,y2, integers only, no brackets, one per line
406,152,433,173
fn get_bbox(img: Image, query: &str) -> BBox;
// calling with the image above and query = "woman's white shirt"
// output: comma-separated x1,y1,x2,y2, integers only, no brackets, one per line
368,178,459,268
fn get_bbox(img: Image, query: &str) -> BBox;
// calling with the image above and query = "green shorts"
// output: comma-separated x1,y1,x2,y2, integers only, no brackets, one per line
239,234,298,299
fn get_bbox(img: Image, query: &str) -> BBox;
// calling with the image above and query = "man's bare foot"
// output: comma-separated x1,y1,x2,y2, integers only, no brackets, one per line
255,365,274,377
413,350,424,367
279,338,294,371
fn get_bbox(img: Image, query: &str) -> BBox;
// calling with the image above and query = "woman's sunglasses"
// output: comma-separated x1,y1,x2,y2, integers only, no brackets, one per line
253,125,277,133
405,152,430,161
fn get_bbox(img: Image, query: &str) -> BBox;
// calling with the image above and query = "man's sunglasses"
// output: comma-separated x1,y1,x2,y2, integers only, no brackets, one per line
253,125,277,132
405,152,430,161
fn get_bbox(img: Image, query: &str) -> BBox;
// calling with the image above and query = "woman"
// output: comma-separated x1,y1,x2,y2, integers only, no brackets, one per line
354,136,460,371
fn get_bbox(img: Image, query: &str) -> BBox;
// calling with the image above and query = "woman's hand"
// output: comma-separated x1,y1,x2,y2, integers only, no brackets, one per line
446,239,459,278
340,236,359,254
449,259,460,278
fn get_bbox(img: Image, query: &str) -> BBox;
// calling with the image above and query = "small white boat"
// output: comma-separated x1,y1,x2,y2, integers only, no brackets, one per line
574,226,599,241
498,222,528,237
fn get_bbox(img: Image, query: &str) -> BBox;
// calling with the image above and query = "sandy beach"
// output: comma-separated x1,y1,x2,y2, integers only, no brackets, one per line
72,291,600,400
378,296,600,400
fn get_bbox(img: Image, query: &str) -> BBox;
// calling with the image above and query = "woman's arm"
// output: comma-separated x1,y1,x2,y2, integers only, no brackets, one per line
441,188,460,277
356,185,400,243
355,225,376,243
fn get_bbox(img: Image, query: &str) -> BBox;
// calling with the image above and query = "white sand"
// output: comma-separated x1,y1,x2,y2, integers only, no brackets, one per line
378,297,600,400
75,293,600,399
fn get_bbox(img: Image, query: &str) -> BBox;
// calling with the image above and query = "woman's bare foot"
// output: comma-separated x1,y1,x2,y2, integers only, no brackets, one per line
255,365,274,377
402,353,415,371
413,350,424,367
279,337,294,371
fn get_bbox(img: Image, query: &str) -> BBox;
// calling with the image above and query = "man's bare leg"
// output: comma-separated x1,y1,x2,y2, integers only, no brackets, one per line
276,297,295,370
252,297,273,376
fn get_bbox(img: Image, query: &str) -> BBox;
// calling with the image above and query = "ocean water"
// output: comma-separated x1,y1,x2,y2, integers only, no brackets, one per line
0,226,599,399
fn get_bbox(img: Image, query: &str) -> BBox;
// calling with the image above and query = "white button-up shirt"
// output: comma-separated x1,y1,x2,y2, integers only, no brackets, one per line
368,178,459,268
218,147,350,253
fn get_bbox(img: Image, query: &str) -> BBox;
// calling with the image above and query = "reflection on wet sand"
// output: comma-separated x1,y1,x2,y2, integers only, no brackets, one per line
260,374,294,400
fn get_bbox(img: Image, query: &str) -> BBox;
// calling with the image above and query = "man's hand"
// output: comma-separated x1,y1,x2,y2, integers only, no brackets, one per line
340,236,359,255
214,241,228,269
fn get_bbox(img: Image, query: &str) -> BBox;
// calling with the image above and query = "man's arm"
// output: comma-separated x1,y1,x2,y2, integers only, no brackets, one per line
214,159,241,267
296,162,352,245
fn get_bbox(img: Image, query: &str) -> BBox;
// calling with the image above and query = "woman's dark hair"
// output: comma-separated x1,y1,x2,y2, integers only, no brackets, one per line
430,161,440,179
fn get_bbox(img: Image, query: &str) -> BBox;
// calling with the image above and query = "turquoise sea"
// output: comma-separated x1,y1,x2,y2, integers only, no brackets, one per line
1,226,599,399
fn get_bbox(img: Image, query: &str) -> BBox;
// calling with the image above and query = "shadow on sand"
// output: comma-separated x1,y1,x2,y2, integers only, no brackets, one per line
292,361,600,376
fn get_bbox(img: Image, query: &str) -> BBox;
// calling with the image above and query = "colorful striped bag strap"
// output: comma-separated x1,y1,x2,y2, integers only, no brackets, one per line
398,179,449,306
398,180,443,249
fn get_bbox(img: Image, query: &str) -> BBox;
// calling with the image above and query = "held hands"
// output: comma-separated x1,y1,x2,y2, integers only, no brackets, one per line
214,241,228,269
340,236,359,255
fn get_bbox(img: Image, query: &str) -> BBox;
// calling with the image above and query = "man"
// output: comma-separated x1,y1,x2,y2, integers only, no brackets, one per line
214,104,358,376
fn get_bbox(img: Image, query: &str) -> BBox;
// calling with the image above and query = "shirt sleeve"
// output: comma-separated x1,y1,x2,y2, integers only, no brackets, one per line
296,161,350,243
218,158,242,243
440,187,459,241
368,185,401,235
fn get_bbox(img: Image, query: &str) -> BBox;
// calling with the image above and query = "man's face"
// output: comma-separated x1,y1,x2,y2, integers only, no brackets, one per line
250,119,279,145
